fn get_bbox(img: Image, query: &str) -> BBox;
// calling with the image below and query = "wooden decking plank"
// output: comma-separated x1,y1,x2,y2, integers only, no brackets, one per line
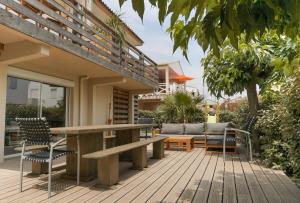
223,155,237,203
207,154,224,203
0,178,47,200
112,150,199,203
85,151,187,203
259,165,298,203
71,152,178,203
34,180,96,203
241,161,268,203
272,169,300,200
177,154,212,203
148,150,206,202
46,152,177,203
162,150,207,203
250,163,282,203
192,154,219,203
232,157,252,203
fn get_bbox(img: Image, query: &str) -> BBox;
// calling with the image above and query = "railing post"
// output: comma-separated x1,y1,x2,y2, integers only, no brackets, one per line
119,41,123,66
139,54,145,77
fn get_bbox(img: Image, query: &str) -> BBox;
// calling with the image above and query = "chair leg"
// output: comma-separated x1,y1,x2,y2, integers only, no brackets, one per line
19,157,24,192
48,159,53,198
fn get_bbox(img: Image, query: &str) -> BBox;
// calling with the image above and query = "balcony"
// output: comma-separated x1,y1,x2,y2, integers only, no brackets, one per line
0,0,158,87
139,83,200,100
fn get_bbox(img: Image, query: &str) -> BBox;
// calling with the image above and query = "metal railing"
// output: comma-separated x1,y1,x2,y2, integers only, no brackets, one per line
139,83,200,100
0,0,158,85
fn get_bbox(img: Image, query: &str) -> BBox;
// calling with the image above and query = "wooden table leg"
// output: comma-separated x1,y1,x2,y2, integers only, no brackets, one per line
153,141,164,159
116,129,140,161
97,154,119,187
66,132,103,181
32,162,48,175
132,146,147,170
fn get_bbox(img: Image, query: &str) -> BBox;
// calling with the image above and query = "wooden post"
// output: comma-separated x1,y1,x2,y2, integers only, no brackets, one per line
116,129,140,161
32,162,48,174
66,132,103,181
132,146,147,170
153,141,164,159
97,154,119,187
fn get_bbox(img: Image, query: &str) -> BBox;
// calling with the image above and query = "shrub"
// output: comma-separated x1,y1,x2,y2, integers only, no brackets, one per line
254,69,300,178
219,110,237,123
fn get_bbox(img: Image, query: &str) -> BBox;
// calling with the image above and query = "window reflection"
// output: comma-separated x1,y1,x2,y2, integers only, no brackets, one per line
5,77,66,156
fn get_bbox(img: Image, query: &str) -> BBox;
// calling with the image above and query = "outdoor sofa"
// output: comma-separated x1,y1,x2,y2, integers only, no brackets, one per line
158,122,236,152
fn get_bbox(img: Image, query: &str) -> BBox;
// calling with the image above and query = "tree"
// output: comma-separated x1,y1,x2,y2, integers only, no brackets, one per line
158,92,204,123
120,0,300,57
202,32,299,115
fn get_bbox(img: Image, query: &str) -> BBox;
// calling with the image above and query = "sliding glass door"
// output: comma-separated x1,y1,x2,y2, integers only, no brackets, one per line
4,76,67,156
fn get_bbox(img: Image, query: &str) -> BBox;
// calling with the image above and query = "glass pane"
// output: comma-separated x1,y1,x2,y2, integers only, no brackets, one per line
41,84,66,128
5,77,41,156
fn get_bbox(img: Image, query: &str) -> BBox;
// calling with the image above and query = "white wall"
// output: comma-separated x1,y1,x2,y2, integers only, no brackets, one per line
92,85,113,125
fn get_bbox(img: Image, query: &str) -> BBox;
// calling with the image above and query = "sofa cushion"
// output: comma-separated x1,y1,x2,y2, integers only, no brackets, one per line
190,134,206,140
206,122,234,134
184,123,205,135
161,123,184,135
207,135,236,146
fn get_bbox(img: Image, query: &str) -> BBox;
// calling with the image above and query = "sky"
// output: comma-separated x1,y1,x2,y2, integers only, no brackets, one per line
102,1,218,101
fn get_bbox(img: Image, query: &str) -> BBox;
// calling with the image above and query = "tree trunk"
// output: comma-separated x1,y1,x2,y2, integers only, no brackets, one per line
246,76,259,153
246,78,259,116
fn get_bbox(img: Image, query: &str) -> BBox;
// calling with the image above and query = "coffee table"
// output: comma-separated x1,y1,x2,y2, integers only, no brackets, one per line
164,136,194,152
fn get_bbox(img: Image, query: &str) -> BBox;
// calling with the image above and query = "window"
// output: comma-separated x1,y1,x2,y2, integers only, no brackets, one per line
9,77,17,89
5,77,67,156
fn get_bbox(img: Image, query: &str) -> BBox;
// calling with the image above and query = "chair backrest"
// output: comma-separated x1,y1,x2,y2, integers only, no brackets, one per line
137,117,155,124
246,116,256,132
16,117,51,146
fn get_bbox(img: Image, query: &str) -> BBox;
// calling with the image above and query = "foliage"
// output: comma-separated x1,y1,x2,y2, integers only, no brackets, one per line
202,32,300,114
254,69,300,177
5,101,65,127
138,109,164,127
5,104,38,125
219,110,237,123
120,0,300,57
157,92,204,123
42,100,66,127
106,12,127,46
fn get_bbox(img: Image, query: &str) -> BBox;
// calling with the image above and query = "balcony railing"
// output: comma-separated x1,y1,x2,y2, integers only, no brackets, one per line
139,83,200,100
0,0,158,86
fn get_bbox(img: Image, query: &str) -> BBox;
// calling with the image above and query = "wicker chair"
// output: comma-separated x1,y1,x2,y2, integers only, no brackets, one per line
16,118,80,198
223,116,256,161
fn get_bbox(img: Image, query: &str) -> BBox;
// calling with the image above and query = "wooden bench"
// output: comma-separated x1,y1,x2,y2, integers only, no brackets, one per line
82,136,166,187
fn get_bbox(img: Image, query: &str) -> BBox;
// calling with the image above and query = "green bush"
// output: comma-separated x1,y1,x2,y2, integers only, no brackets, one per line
157,92,205,123
219,110,237,123
254,69,300,178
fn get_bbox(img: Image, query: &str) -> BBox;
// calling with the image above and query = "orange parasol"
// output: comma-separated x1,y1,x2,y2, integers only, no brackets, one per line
172,75,194,81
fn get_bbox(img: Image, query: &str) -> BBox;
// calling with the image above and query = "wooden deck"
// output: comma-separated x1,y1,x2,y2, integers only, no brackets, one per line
0,148,299,203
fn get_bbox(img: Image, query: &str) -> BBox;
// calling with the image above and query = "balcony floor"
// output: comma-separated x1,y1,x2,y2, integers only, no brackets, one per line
0,148,299,203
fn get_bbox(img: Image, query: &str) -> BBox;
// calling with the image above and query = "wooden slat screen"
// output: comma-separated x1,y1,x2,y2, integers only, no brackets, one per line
134,95,139,124
113,88,129,124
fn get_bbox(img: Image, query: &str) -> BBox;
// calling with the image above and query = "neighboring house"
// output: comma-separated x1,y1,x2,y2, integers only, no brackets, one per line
0,0,158,160
139,61,199,111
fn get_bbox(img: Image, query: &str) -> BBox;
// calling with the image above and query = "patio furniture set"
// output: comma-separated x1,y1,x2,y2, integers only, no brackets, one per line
158,122,253,160
16,118,165,198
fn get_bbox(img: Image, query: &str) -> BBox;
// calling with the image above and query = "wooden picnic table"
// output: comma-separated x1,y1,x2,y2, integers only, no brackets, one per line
50,124,154,181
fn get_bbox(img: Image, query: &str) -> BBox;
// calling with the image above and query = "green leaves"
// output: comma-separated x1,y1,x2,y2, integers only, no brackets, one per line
123,0,300,57
158,92,204,123
132,0,145,20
